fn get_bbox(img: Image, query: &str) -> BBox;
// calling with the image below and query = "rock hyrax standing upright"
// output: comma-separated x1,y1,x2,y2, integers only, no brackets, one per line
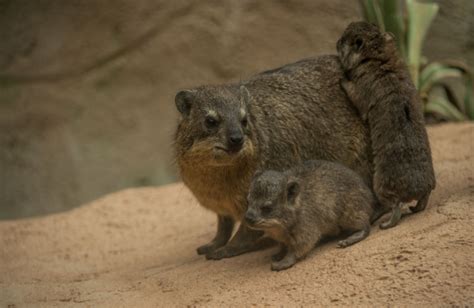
174,56,374,260
336,21,436,229
245,160,376,271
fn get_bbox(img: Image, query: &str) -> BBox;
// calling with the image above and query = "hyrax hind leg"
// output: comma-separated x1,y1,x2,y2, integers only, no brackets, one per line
197,215,234,255
380,202,402,229
337,224,370,248
337,206,371,247
271,247,297,271
206,222,271,260
271,229,321,271
410,192,431,213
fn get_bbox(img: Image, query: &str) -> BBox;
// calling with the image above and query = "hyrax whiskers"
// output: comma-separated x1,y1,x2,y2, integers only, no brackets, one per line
336,22,436,229
245,160,377,271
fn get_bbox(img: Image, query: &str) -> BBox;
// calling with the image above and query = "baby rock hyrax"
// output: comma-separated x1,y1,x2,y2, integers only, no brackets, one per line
245,160,377,271
336,22,436,229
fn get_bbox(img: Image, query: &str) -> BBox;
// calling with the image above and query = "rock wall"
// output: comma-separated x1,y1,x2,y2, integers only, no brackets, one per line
0,0,471,218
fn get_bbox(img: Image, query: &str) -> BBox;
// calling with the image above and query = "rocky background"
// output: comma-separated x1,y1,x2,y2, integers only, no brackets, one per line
1,0,472,219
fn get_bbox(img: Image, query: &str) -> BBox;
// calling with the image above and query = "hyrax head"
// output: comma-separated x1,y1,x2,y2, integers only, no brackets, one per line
336,21,395,71
245,170,300,230
175,85,255,165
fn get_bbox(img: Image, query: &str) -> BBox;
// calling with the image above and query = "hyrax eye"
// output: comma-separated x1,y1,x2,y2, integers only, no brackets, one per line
205,116,219,128
241,116,248,127
354,38,363,50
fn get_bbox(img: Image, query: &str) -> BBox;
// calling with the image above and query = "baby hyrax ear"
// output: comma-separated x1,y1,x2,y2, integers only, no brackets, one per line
240,85,251,106
286,177,300,204
175,89,196,116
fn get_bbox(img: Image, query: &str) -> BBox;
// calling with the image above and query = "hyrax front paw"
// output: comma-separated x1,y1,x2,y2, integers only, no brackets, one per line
205,247,230,260
337,240,349,248
271,260,295,271
271,254,296,271
197,242,220,255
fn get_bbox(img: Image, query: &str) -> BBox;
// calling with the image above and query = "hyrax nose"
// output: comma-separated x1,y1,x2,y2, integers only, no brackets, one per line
228,132,244,151
230,135,243,146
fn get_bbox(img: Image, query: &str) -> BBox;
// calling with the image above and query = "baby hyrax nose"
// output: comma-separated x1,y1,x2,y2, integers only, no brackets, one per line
244,209,257,225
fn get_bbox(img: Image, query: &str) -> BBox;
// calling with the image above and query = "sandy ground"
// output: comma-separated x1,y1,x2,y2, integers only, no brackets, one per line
1,123,473,307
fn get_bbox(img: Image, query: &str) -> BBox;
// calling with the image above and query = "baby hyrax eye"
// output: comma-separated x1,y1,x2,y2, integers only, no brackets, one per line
205,116,219,128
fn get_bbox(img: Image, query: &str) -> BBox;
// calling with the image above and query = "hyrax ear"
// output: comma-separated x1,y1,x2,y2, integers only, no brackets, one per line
286,178,300,204
240,85,251,105
175,90,196,116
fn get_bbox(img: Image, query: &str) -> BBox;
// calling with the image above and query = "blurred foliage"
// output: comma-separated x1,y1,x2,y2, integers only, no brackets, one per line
360,0,474,121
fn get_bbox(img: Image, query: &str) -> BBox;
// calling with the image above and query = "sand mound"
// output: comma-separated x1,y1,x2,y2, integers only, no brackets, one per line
1,123,473,306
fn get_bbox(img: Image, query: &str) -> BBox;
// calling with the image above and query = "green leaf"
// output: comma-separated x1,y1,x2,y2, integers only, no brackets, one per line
406,0,439,89
419,63,464,95
379,0,406,60
420,61,474,120
359,0,385,30
425,94,467,121
360,0,378,24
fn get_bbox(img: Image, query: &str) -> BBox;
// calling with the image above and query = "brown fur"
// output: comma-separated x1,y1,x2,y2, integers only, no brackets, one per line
337,22,436,229
245,160,376,271
174,55,374,259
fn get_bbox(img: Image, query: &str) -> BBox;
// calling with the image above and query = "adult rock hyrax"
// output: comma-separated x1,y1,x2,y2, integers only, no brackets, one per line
174,56,373,260
336,21,436,229
245,160,377,271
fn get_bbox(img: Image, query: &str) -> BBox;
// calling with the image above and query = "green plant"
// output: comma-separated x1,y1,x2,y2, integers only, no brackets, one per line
360,0,474,121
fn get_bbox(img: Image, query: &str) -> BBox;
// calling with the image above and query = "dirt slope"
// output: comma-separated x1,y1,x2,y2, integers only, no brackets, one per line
1,123,473,307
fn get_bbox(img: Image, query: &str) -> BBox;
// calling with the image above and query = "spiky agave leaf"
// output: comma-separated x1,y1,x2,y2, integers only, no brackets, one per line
420,61,474,119
380,0,406,60
425,92,467,121
359,0,386,30
420,62,464,96
406,0,439,89
359,0,473,121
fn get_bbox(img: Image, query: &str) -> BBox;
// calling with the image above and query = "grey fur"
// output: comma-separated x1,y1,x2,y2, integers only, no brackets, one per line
337,22,436,229
174,55,374,259
246,160,376,271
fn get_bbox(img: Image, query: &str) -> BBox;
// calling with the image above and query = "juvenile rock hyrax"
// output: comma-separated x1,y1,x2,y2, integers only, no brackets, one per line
336,22,436,229
174,56,374,260
245,160,376,271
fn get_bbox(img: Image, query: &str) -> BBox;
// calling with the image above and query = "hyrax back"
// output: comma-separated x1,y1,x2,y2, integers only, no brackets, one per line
337,22,436,229
174,55,373,260
245,160,376,271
